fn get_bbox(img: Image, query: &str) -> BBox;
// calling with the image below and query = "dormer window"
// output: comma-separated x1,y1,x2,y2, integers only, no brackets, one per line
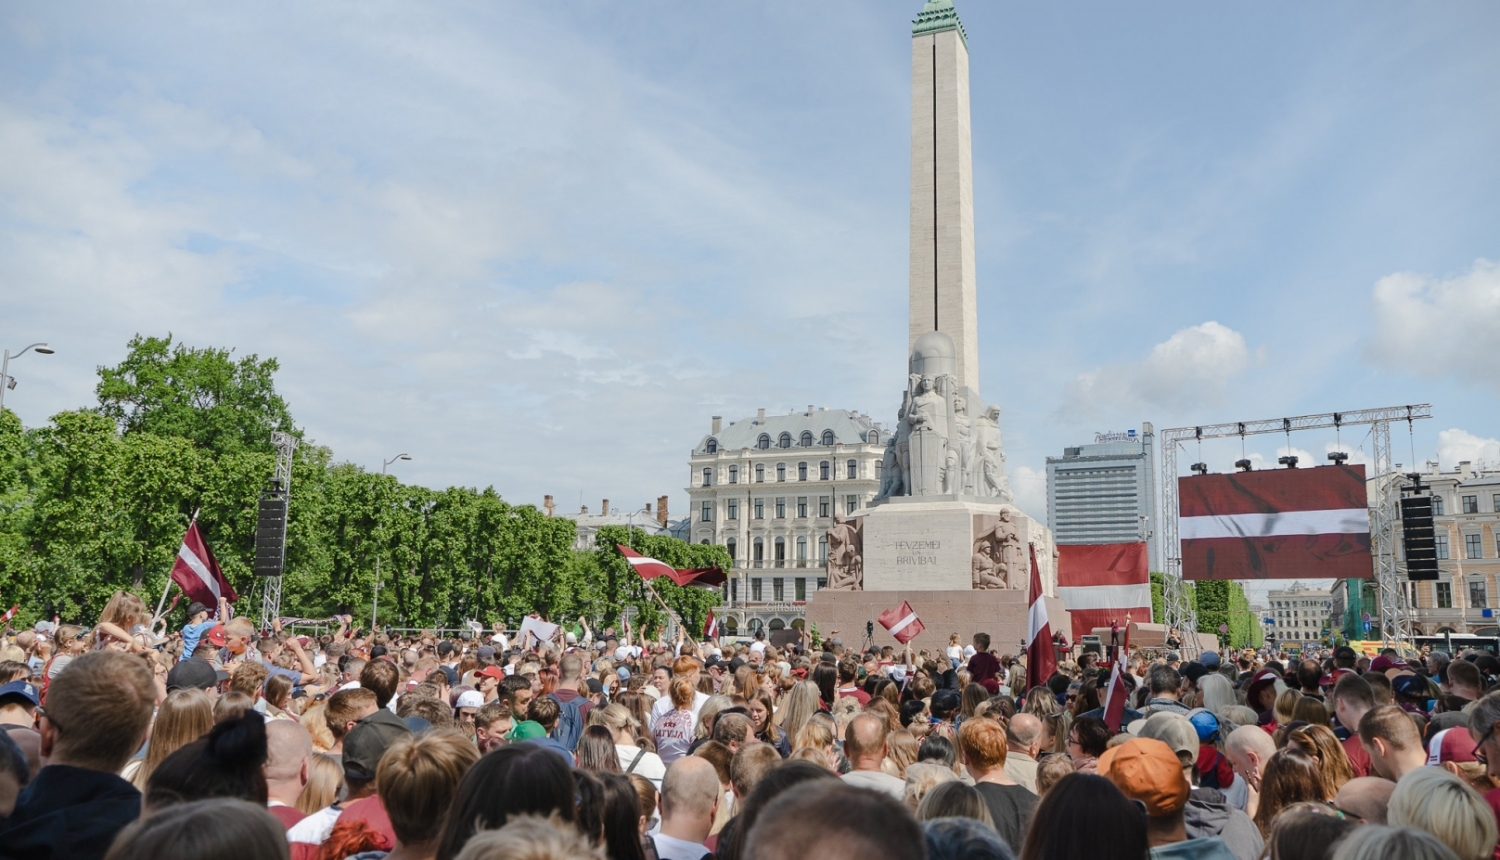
758,434,771,450
821,430,835,446
778,432,792,449
800,431,814,447
706,438,718,453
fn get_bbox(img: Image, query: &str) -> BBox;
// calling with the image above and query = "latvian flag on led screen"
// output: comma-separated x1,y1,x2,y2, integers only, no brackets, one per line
1057,542,1152,644
1179,464,1372,580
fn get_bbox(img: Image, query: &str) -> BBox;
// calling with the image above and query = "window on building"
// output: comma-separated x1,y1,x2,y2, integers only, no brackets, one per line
758,434,770,450
846,460,857,479
755,464,765,483
726,537,737,560
774,538,786,567
801,431,814,447
819,497,830,518
868,430,879,444
1437,582,1453,608
798,462,808,481
754,498,764,519
845,494,858,515
820,461,831,480
776,464,786,482
1437,534,1450,560
795,578,807,601
727,499,739,520
796,537,807,562
753,538,764,562
875,461,883,480
1467,534,1483,559
778,433,792,449
729,465,738,484
818,536,828,562
817,577,827,589
773,578,785,601
700,539,710,546
702,468,713,487
1471,580,1488,609
730,579,738,603
700,502,712,522
822,430,835,446
752,578,763,601
797,497,807,518
1463,495,1479,514
1434,495,1445,516
775,498,786,519
706,438,717,453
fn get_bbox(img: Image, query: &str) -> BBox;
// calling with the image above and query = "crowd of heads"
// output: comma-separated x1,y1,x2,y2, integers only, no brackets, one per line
3,597,1500,860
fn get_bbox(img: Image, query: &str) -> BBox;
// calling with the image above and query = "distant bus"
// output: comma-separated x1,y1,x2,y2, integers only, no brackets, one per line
1413,633,1500,656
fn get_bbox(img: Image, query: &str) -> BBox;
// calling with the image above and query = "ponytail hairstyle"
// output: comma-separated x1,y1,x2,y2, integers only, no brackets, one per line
144,711,270,813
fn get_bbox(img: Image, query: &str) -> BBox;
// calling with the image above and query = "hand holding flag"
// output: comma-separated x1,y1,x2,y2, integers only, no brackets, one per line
878,601,925,645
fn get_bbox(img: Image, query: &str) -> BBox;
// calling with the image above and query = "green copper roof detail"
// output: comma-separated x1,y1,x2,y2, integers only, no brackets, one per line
912,0,966,45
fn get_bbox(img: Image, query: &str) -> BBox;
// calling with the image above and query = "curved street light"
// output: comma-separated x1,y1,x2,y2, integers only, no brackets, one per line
373,452,412,628
0,343,54,413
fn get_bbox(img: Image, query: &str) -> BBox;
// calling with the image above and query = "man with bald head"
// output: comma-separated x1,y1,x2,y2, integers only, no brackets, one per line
1004,712,1043,793
264,720,313,830
1225,725,1277,816
1334,776,1394,824
840,713,905,799
653,755,721,860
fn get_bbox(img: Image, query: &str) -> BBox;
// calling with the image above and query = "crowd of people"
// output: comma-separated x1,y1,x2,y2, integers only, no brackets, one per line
0,590,1498,860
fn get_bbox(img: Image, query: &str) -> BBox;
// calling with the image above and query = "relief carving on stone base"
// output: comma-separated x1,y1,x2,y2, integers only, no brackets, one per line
971,510,1024,590
825,515,864,591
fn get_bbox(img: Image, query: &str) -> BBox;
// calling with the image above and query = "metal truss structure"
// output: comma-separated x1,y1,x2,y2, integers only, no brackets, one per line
260,431,299,633
1160,405,1430,655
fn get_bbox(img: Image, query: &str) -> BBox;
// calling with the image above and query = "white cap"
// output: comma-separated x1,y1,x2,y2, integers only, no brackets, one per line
456,690,485,709
566,632,578,645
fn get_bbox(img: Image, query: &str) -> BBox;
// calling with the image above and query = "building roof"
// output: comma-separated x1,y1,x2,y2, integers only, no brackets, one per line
695,408,887,455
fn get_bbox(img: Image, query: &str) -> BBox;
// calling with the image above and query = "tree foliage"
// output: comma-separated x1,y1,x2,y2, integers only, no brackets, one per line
0,334,715,632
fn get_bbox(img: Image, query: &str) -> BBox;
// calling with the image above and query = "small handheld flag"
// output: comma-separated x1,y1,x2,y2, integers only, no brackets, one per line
878,601,925,645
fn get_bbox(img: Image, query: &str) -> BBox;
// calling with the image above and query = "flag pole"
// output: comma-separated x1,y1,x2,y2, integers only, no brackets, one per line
155,507,200,622
642,578,696,649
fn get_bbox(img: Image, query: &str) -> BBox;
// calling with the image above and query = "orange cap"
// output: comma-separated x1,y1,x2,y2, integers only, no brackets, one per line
1098,737,1190,817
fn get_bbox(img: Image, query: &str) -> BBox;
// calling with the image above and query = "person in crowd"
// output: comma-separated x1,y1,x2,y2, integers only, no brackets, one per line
652,677,698,765
1143,665,1191,718
127,687,213,789
1101,736,1235,859
1329,825,1465,860
1331,674,1375,777
0,678,39,729
145,711,270,813
549,652,594,751
1359,704,1427,783
651,657,709,725
840,713,906,799
297,753,344,816
652,755,720,860
575,770,648,860
0,729,30,818
1330,776,1392,826
289,700,409,850
1137,713,1263,860
968,633,1002,693
1285,724,1355,800
516,694,573,762
1224,724,1277,800
1002,713,1042,792
0,651,156,860
371,730,481,860
1020,772,1148,860
435,739,577,860
1252,747,1326,837
715,760,837,860
1065,715,1111,774
1388,767,1498,860
1035,753,1075,798
576,725,622,775
449,815,606,860
103,798,291,860
1261,803,1356,860
744,780,926,860
264,720,313,830
591,703,666,788
916,780,995,826
925,817,1017,860
324,687,380,756
957,713,1037,854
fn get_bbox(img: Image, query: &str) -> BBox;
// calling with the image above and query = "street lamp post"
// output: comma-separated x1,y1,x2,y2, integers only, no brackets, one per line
372,454,412,630
0,343,55,413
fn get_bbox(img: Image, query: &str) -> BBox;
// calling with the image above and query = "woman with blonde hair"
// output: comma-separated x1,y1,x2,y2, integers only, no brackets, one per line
793,712,840,773
127,688,213,788
693,695,734,741
650,677,697,765
745,688,786,756
883,729,919,778
775,681,821,748
95,590,150,652
1253,746,1326,837
296,753,344,814
916,780,995,826
1331,826,1466,860
1273,688,1303,729
1285,724,1355,799
592,703,666,790
1388,767,1498,860
1199,673,1237,714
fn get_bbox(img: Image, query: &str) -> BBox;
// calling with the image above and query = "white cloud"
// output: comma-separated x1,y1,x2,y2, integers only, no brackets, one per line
1010,465,1048,527
1059,321,1253,419
1437,429,1500,470
1368,258,1500,387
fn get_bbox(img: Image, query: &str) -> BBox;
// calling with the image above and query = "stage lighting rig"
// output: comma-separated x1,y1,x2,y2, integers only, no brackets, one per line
1327,451,1349,464
1277,455,1299,468
1235,459,1252,472
1190,462,1208,475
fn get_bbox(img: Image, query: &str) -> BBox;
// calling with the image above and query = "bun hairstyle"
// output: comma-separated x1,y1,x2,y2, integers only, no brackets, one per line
145,712,270,813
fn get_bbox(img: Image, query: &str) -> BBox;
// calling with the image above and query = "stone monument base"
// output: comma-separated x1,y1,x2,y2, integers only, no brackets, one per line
805,588,1070,656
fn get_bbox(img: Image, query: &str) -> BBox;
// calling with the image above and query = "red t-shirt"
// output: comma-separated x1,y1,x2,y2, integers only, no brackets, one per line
268,804,307,830
337,796,396,849
1341,733,1372,778
839,687,871,706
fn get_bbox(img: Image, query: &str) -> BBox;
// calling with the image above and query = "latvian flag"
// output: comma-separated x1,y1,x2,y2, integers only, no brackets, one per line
1057,543,1152,644
1180,464,1372,580
170,521,237,609
703,610,719,640
616,545,728,590
878,601,925,645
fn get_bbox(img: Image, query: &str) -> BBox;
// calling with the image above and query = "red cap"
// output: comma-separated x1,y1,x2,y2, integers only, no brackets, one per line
1428,728,1480,765
206,624,226,648
477,665,507,680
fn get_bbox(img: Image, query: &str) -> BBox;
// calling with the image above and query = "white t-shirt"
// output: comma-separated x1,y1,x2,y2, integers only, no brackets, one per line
650,690,709,725
287,804,341,846
841,769,908,800
652,709,696,765
946,645,964,663
750,640,768,655
616,743,667,789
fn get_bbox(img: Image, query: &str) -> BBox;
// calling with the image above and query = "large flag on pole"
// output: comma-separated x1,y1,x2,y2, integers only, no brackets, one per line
878,600,925,645
1025,543,1056,692
703,610,718,640
170,521,236,610
616,545,727,589
1101,623,1132,732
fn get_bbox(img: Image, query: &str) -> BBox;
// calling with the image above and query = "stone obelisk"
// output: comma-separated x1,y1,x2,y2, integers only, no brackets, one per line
909,0,979,395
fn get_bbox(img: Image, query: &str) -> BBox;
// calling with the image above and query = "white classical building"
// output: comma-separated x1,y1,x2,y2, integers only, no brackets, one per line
1397,460,1500,636
548,495,690,552
687,407,889,637
1266,582,1333,651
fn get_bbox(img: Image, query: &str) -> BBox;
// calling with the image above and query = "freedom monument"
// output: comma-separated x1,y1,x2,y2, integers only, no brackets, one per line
806,0,1066,650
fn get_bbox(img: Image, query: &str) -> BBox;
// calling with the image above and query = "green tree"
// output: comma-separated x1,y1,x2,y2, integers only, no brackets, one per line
591,527,728,639
96,334,294,455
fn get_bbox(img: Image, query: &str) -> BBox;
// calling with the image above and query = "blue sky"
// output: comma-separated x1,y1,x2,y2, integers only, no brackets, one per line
4,2,1499,603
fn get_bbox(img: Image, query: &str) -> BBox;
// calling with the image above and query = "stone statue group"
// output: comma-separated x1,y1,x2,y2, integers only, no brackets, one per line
874,371,1013,503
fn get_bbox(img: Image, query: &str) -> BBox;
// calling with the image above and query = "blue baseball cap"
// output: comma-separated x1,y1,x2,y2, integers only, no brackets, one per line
0,680,39,707
1186,708,1219,743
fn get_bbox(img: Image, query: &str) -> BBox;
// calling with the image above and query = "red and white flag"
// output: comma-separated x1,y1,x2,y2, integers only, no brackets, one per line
0,605,18,624
1025,544,1056,692
703,610,718,640
1101,622,1133,732
1057,542,1152,643
878,601,925,645
1180,465,1371,580
170,521,237,610
616,545,727,589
